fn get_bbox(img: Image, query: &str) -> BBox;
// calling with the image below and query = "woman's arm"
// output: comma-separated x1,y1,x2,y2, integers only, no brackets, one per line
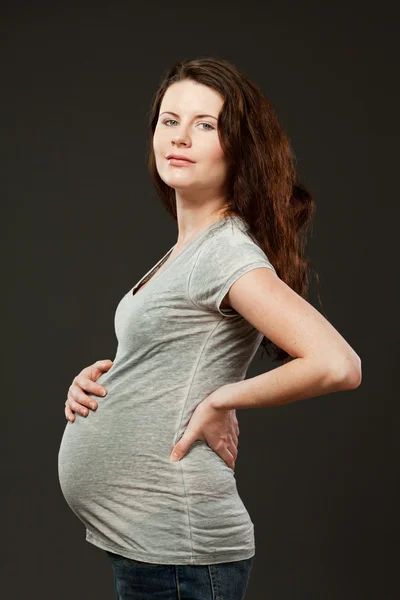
212,267,361,410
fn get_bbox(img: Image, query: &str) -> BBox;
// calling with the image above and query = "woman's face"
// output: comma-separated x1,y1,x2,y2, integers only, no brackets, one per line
153,79,227,196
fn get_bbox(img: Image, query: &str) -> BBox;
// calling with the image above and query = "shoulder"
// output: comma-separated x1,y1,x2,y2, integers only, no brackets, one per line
198,216,271,258
188,217,276,317
196,216,275,276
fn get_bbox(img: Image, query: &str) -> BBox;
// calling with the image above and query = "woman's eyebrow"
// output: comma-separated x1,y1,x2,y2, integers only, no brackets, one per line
159,111,218,121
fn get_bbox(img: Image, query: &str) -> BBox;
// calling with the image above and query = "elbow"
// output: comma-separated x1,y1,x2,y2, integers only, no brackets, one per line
330,354,362,390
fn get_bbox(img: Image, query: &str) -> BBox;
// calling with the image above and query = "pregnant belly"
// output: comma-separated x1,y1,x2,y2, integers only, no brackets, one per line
58,400,241,529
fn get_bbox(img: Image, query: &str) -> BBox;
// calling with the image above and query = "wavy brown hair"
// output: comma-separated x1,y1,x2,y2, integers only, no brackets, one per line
147,56,325,364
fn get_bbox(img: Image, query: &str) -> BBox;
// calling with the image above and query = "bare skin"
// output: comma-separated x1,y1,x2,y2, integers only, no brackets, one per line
64,359,113,421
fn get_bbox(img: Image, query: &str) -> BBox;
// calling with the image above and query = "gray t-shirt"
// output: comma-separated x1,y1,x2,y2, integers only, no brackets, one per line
58,215,276,565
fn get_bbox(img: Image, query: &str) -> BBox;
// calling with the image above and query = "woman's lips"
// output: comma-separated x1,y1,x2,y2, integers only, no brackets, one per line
167,158,195,166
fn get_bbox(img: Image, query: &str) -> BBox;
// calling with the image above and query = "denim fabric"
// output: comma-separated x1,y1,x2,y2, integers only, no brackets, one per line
105,550,254,599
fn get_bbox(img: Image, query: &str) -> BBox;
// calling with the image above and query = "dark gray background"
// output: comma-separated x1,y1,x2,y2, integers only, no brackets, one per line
3,1,397,598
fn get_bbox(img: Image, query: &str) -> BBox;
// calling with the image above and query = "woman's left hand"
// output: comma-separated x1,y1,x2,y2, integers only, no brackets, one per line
169,385,239,470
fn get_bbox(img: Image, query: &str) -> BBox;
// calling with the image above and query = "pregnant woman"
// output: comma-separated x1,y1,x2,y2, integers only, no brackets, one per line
58,57,362,599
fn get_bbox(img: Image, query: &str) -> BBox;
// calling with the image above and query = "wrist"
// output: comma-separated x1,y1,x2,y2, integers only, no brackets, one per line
208,383,235,410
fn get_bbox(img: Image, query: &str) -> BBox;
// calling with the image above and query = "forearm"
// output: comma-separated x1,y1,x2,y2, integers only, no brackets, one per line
211,357,359,410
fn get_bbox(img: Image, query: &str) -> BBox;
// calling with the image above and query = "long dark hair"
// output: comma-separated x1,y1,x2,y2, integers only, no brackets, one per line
147,56,325,363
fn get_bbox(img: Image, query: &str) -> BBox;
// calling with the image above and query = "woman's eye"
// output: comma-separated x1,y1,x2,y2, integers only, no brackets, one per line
162,119,215,131
163,119,178,127
199,123,215,131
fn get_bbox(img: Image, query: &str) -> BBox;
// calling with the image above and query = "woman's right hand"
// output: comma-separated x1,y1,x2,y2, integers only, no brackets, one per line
65,359,114,422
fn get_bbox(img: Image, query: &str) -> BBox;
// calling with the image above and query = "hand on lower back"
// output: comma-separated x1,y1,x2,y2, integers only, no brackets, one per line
169,388,239,470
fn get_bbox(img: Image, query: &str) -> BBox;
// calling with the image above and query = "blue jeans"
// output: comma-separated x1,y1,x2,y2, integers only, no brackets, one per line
105,550,254,599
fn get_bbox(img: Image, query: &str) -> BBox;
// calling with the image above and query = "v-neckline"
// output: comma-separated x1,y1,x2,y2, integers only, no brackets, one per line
131,216,237,297
131,244,176,297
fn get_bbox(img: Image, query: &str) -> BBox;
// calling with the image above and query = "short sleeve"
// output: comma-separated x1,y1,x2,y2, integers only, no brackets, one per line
188,230,277,318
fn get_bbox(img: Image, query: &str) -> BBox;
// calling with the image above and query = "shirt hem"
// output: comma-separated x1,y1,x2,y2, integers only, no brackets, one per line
85,528,255,566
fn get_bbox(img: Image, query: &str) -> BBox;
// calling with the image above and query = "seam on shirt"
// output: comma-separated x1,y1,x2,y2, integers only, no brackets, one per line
87,527,255,564
177,460,194,563
187,239,211,311
174,318,225,563
188,252,274,318
187,229,276,317
186,223,244,311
